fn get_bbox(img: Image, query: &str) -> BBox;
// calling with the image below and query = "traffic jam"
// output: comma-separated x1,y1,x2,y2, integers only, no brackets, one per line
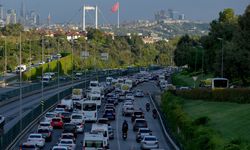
19,69,172,150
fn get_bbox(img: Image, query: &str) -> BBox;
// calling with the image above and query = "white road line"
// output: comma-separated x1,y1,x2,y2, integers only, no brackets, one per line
116,103,121,150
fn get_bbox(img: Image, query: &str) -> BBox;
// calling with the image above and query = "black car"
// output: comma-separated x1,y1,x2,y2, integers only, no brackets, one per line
63,123,77,137
60,112,71,123
131,111,144,122
103,109,116,120
37,128,52,142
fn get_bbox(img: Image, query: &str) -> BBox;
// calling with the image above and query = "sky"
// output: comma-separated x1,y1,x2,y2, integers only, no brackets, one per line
0,0,249,24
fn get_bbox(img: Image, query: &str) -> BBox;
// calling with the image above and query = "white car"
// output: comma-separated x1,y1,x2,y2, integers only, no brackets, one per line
38,121,53,131
58,139,76,150
54,108,65,115
71,113,84,124
126,93,134,100
52,146,69,150
136,128,152,143
122,106,134,116
75,122,84,133
27,133,45,148
141,135,159,149
44,112,57,122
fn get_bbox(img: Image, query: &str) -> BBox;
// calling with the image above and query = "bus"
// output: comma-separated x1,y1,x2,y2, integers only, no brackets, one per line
212,78,229,89
200,78,229,89
75,101,97,122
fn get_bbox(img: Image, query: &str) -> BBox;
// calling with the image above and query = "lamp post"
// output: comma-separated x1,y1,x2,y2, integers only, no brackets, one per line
217,38,224,78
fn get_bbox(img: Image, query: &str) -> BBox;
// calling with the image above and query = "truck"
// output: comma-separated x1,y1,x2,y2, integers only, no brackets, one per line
83,132,109,150
61,99,73,111
72,89,83,102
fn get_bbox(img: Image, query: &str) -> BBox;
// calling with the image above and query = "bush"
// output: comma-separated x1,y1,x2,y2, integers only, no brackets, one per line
193,116,210,126
174,88,250,104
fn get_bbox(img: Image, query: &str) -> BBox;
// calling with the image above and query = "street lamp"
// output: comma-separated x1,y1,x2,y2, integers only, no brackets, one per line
217,38,224,78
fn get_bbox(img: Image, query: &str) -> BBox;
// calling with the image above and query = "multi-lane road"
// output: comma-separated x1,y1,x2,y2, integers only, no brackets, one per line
17,81,171,149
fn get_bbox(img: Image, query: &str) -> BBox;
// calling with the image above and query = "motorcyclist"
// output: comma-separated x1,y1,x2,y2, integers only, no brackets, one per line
122,120,128,134
146,103,150,111
152,108,157,118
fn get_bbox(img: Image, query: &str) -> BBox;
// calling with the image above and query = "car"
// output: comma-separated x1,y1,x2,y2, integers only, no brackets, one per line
70,113,84,124
44,112,56,122
74,122,84,133
52,146,69,150
58,139,76,150
54,108,65,115
104,106,116,115
63,123,77,137
136,128,152,143
134,90,144,97
38,121,53,131
19,142,40,150
97,118,110,126
60,133,76,143
37,128,52,142
133,119,147,131
0,115,5,128
122,106,134,116
51,117,64,129
27,133,45,148
131,111,144,122
106,98,118,106
60,112,71,123
108,126,114,139
140,135,159,149
103,109,116,120
125,92,134,100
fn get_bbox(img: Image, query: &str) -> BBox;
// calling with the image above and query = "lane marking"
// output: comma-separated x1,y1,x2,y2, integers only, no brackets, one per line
116,103,121,150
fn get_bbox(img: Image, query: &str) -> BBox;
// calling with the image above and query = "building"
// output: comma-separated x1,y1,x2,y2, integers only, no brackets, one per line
6,9,17,24
155,10,168,22
0,4,4,20
179,14,185,20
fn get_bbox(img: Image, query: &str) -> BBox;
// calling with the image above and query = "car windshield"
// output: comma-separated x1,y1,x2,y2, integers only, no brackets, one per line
72,115,82,119
64,124,75,129
85,141,103,148
140,129,150,133
145,137,157,141
46,113,55,118
21,144,36,149
53,148,67,150
29,135,41,138
60,140,73,144
62,135,74,139
83,104,96,111
52,118,61,122
134,112,143,115
38,129,49,133
40,123,50,126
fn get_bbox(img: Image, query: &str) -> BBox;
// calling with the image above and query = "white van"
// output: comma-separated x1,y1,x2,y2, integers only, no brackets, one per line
42,75,51,83
61,99,73,111
83,132,109,150
91,123,109,143
15,65,27,74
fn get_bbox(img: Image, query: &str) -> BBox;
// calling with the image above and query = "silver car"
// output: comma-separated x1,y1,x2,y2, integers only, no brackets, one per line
141,135,159,150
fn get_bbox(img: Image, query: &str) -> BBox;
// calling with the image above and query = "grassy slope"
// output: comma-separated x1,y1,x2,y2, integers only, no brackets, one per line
172,71,212,87
182,100,250,141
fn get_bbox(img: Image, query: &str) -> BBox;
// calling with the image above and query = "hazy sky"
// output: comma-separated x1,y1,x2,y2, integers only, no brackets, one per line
1,0,249,24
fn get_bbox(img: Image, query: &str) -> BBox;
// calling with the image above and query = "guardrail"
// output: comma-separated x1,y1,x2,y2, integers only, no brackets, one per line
148,93,181,150
0,67,143,149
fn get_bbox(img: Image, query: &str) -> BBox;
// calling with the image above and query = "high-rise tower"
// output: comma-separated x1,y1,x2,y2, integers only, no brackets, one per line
20,0,25,18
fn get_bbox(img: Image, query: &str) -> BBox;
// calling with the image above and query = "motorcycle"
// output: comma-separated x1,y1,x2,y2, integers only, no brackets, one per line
146,103,150,112
122,132,127,140
152,109,157,119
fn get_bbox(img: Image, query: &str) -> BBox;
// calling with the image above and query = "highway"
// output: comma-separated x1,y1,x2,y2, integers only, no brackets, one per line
17,81,171,149
0,77,92,133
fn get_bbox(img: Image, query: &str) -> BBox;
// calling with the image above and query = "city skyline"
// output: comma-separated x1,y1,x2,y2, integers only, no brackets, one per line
0,0,248,24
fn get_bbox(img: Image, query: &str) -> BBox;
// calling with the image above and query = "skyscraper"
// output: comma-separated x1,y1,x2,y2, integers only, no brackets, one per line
0,4,4,20
6,9,16,24
20,0,25,18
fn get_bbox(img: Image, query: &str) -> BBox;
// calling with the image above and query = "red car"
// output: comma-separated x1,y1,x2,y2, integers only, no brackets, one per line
51,117,64,129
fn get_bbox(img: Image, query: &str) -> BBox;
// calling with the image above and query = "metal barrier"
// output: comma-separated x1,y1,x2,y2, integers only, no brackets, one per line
148,92,181,150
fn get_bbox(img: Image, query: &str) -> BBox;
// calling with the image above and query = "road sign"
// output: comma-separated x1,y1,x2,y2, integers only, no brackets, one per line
101,53,109,61
40,100,44,106
81,51,89,59
192,76,198,81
